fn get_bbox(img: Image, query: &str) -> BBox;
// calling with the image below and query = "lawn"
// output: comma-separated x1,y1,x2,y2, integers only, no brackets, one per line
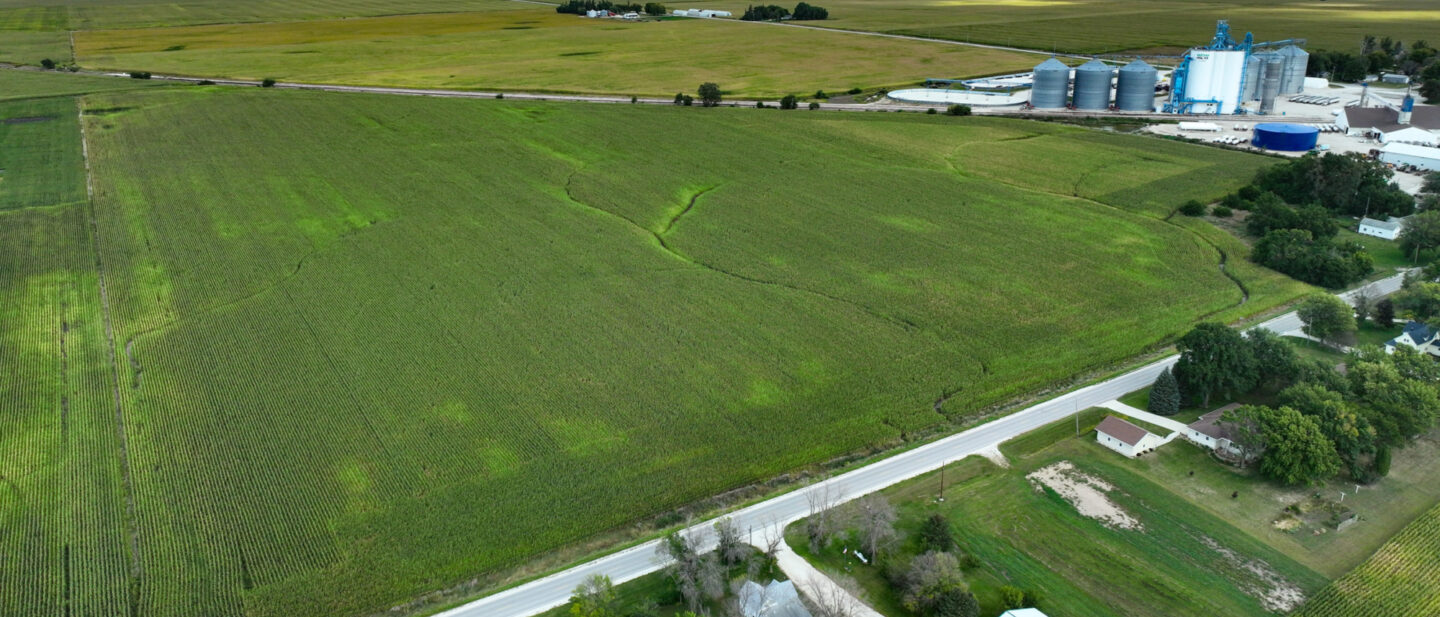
791,401,1440,617
73,8,1040,97
2,86,1308,617
670,0,1440,55
790,413,1329,617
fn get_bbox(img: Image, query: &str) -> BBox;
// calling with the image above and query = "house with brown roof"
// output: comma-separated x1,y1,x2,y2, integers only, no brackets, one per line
1185,405,1249,460
1095,416,1164,458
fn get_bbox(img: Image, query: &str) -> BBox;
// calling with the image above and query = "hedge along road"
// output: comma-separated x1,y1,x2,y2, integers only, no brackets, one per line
440,271,1408,617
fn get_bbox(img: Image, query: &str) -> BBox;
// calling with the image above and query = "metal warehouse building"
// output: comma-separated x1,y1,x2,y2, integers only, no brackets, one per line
1378,143,1440,171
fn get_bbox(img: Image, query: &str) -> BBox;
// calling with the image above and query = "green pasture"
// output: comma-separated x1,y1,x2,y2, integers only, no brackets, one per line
791,412,1328,617
670,0,1440,55
2,86,1307,617
73,9,1039,96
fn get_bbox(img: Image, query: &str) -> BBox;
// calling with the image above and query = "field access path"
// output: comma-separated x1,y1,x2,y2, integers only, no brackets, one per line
439,272,1408,617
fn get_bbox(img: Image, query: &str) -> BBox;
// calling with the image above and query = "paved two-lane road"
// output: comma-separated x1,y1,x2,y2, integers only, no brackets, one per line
440,272,1408,617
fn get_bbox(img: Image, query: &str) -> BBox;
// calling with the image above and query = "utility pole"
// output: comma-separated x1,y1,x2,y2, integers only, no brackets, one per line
938,460,946,502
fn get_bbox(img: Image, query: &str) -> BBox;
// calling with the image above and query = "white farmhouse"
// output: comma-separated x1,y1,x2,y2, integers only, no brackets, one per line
1386,321,1440,357
1095,416,1164,457
1358,216,1405,240
1185,406,1246,459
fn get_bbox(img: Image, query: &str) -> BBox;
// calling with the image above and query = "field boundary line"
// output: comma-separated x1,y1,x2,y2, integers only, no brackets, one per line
75,97,145,589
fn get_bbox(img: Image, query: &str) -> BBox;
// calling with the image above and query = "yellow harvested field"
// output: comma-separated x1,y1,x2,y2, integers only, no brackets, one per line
75,9,1041,96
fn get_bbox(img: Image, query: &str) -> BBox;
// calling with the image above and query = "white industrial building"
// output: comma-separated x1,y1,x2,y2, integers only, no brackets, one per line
671,8,730,17
1339,95,1440,144
1378,143,1440,171
1358,216,1406,240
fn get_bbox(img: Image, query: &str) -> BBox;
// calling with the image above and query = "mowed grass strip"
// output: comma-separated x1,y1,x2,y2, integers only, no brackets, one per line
51,88,1304,617
669,0,1440,55
73,9,1039,96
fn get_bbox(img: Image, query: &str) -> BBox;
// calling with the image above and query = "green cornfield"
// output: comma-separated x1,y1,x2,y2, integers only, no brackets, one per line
1294,502,1440,617
1,87,1309,617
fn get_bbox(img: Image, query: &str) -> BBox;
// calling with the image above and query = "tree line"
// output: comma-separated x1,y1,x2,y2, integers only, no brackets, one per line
740,2,828,21
1306,36,1440,103
1201,153,1415,288
555,0,646,14
1153,290,1438,486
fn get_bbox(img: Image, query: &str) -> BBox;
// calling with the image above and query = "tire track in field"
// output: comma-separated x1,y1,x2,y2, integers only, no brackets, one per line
75,98,145,597
561,168,917,332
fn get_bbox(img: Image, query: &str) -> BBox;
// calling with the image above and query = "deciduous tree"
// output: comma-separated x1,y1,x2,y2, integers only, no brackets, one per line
1174,323,1257,407
1298,293,1356,346
698,82,722,107
569,574,618,617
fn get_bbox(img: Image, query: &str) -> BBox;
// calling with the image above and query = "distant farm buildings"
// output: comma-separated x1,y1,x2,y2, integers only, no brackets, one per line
672,8,732,17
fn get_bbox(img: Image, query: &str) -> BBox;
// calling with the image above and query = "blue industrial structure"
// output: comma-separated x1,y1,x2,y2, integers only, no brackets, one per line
1251,123,1319,151
1164,20,1307,115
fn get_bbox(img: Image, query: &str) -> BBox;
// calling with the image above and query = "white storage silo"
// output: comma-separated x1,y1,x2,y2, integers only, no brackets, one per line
1183,49,1245,114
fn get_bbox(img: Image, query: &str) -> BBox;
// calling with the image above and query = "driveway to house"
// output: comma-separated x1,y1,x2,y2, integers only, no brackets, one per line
438,271,1410,617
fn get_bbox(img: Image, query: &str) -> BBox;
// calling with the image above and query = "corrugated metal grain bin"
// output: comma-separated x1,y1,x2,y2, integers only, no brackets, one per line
1115,59,1157,111
1030,57,1071,109
1276,45,1309,95
1072,60,1114,110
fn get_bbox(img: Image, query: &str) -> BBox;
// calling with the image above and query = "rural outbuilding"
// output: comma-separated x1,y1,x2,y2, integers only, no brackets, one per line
1095,415,1163,457
1000,609,1051,617
1378,142,1440,171
1358,216,1405,240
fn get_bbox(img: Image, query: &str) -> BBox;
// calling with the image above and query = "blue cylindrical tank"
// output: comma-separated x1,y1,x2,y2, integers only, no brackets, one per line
1251,123,1319,151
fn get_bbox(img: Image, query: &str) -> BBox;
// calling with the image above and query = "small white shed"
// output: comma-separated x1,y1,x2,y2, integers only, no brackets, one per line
1358,216,1405,240
1096,416,1163,457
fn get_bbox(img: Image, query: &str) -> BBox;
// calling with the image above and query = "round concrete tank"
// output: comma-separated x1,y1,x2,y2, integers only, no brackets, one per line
1030,57,1070,109
1259,57,1282,114
1276,45,1309,94
1072,59,1114,110
1251,123,1318,151
1115,59,1157,111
